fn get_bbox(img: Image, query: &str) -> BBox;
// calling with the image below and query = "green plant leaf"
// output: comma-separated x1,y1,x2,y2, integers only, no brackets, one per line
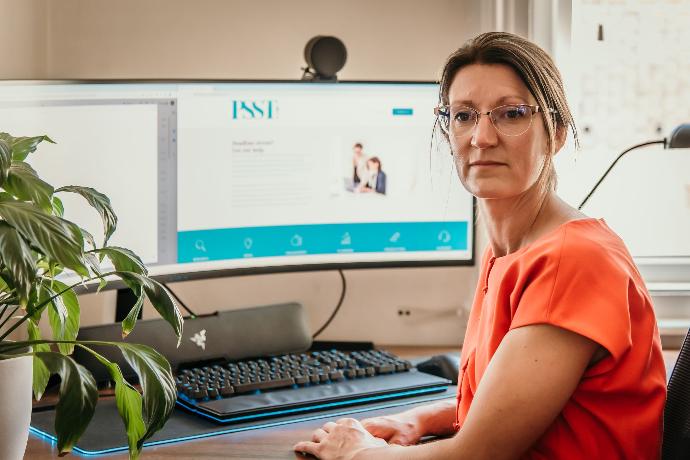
27,319,51,400
51,196,64,217
0,221,36,306
96,246,148,275
81,226,96,250
46,282,67,326
77,345,146,459
121,287,145,338
0,138,11,187
1,133,56,162
37,259,64,278
84,252,102,276
118,272,182,342
0,339,175,459
115,342,176,448
4,161,55,213
34,351,98,455
56,185,117,245
0,198,89,277
92,246,148,313
27,280,52,321
0,274,10,292
45,279,80,355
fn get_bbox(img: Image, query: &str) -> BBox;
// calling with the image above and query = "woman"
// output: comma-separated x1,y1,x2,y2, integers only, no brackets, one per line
361,156,387,195
294,32,666,460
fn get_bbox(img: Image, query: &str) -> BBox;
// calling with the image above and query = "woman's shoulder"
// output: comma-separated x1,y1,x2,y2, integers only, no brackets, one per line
560,218,629,259
523,218,634,276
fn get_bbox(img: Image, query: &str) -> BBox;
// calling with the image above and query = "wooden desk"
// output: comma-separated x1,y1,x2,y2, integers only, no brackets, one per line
25,346,456,460
24,347,681,459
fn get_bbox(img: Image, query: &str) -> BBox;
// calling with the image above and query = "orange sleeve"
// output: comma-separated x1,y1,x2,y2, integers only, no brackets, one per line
509,227,633,364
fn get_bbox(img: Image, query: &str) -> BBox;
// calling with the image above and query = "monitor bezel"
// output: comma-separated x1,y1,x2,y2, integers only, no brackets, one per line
0,78,476,287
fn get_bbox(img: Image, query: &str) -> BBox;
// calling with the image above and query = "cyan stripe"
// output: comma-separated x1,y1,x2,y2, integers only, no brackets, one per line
178,221,468,263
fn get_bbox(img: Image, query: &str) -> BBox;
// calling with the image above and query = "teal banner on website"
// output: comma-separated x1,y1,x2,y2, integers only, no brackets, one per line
178,221,468,263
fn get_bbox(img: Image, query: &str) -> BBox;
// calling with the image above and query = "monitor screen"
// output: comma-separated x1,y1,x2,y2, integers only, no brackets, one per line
0,81,474,283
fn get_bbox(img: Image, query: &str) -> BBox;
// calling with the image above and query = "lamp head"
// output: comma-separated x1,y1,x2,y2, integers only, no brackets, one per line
666,123,690,149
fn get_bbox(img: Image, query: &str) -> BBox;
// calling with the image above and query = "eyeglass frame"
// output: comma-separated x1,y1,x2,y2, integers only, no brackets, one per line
434,103,558,137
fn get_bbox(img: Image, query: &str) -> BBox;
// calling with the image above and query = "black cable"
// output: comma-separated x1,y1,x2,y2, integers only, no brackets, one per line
312,269,347,339
578,140,665,210
161,282,198,319
301,67,316,81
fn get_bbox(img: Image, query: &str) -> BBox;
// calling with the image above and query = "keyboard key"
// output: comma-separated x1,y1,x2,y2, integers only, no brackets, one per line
294,375,309,385
329,371,344,381
376,364,396,374
192,388,207,399
219,386,235,397
234,377,295,394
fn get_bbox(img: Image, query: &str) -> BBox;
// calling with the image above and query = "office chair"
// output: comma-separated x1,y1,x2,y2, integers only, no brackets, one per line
662,327,690,459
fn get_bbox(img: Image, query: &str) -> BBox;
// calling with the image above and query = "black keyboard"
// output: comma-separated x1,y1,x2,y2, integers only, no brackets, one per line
174,349,451,423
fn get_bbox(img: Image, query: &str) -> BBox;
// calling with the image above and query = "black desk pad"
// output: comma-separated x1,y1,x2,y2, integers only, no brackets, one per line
30,386,457,456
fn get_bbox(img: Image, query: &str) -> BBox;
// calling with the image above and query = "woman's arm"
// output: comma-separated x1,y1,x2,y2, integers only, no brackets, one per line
296,323,599,460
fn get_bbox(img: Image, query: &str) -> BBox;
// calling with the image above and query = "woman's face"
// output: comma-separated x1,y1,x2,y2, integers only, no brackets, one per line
447,63,550,200
367,160,379,172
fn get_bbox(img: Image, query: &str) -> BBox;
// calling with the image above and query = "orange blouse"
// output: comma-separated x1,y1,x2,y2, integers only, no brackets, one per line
455,218,666,459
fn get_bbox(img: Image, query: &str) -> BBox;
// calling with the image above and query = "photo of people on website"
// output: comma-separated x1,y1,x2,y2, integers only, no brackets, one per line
345,142,387,195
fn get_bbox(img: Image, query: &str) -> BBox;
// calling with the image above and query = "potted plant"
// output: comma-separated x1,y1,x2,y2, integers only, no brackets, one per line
0,132,184,459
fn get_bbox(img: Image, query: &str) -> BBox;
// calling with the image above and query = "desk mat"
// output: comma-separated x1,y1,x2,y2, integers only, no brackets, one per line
30,386,457,456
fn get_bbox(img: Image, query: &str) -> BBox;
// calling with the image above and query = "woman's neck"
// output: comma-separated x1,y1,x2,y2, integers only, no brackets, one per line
479,188,583,258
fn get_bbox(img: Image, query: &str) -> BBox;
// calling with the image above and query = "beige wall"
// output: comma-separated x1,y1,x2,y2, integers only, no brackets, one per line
0,0,47,79
44,0,481,81
7,0,487,345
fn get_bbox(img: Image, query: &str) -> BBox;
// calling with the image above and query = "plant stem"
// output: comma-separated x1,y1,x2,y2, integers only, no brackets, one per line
0,270,120,342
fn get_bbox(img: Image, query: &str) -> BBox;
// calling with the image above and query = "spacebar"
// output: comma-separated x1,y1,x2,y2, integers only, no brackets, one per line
234,378,295,394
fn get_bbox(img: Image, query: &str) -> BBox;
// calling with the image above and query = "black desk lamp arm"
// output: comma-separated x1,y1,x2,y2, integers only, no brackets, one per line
577,140,666,210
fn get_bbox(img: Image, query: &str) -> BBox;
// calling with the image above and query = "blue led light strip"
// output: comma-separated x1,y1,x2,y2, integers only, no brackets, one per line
29,387,451,456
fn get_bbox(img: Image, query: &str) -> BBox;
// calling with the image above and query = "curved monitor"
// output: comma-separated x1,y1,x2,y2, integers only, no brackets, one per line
0,80,474,284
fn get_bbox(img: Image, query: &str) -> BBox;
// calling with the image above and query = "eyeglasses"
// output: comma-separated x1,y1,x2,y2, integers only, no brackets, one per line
434,104,556,137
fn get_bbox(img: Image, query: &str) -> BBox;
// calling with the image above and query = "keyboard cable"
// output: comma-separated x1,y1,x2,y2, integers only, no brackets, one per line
312,269,347,339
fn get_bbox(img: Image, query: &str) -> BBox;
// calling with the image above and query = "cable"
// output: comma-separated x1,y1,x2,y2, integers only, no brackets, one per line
312,269,347,339
300,66,316,81
578,140,665,210
161,282,198,319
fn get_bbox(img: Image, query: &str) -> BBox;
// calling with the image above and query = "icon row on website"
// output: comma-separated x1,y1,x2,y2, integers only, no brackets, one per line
193,230,452,253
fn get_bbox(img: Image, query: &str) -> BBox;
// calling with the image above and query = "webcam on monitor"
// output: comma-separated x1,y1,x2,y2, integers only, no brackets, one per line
301,36,347,81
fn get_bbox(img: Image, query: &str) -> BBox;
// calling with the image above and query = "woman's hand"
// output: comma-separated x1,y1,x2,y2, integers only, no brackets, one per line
293,418,389,460
360,412,424,446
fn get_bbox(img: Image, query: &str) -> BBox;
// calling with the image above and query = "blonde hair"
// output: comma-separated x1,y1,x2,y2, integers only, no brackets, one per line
438,32,578,193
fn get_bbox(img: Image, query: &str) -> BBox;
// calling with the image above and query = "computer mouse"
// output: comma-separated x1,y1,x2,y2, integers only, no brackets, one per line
416,353,460,384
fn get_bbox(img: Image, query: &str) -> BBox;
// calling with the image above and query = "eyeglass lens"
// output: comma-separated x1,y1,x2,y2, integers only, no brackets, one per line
441,105,534,137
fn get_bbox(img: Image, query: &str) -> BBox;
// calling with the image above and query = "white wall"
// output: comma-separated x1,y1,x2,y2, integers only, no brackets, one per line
9,0,487,345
